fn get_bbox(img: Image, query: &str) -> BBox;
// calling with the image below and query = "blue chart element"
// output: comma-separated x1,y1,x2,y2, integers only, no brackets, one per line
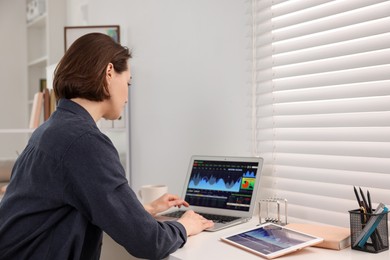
243,171,255,178
189,173,241,192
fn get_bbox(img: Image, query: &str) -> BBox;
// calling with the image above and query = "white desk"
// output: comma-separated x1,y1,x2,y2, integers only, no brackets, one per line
169,218,390,260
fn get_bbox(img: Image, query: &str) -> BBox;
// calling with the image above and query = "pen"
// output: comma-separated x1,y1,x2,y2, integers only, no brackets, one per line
353,186,362,208
354,186,365,225
367,190,372,213
359,187,369,212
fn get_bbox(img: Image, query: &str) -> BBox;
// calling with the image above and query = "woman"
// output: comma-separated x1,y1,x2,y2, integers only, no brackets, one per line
0,33,213,260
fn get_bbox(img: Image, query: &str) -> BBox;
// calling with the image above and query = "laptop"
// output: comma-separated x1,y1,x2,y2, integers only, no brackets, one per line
157,155,263,231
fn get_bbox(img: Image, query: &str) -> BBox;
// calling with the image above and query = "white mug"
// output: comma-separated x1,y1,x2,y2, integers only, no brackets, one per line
138,184,168,204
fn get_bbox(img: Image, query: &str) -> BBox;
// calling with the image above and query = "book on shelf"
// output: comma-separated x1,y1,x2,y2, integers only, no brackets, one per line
286,223,351,250
29,92,44,129
50,89,57,115
43,87,50,121
39,78,47,92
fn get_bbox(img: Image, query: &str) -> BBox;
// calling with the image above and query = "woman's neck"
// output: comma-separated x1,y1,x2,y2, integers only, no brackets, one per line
70,98,106,122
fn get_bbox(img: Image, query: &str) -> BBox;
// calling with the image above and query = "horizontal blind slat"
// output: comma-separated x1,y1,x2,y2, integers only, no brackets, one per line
271,0,333,17
269,112,390,127
271,192,389,226
273,17,390,54
273,96,390,115
273,128,390,142
273,33,390,66
273,2,390,41
272,165,390,189
274,49,390,78
272,0,388,26
269,153,390,173
272,64,390,90
256,110,390,127
272,81,390,103
273,141,390,158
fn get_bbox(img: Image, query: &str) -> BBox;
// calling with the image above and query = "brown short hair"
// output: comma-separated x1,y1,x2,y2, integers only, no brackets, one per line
54,33,132,101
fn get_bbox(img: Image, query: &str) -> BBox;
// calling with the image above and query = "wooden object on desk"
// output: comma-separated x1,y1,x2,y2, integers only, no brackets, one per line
286,223,351,250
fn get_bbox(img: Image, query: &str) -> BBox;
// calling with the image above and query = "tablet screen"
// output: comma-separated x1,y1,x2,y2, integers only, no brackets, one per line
221,223,323,259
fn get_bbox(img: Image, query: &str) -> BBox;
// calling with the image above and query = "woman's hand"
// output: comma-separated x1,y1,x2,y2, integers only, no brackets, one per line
144,193,189,216
177,210,214,236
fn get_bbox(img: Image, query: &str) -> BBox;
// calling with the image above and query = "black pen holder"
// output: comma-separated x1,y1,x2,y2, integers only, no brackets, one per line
349,209,389,253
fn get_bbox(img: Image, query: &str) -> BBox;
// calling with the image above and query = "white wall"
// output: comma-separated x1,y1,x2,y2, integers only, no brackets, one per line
0,0,28,157
67,0,252,195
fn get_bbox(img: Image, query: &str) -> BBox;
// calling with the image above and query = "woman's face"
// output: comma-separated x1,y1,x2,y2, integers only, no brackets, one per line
104,64,131,120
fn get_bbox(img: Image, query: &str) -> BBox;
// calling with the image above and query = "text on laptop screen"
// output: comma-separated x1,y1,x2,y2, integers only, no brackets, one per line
184,160,259,212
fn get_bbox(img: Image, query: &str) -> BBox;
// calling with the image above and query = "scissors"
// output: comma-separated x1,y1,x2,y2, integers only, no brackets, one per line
360,206,367,224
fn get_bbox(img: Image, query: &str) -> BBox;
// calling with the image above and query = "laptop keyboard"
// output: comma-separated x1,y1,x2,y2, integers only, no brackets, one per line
162,211,240,224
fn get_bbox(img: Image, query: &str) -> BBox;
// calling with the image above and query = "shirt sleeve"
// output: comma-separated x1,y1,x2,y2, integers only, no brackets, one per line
62,131,187,259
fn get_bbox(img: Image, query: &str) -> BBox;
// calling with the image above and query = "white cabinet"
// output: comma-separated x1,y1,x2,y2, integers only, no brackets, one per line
26,0,66,121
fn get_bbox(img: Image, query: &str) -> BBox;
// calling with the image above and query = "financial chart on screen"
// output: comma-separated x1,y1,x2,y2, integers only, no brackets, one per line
184,160,259,211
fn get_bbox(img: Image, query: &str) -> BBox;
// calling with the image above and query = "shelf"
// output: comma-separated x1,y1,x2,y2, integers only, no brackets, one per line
100,127,127,132
0,128,125,134
0,129,35,134
27,13,47,29
28,55,48,67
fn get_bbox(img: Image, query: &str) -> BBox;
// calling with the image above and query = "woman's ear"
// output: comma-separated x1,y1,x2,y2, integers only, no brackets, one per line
106,63,114,82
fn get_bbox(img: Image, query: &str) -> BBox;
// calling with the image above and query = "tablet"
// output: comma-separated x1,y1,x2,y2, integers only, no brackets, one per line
220,223,324,259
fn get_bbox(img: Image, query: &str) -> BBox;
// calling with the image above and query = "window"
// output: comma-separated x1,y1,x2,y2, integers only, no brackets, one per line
252,0,390,226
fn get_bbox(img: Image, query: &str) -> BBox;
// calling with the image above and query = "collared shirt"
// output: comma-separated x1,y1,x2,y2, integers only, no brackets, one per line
0,99,186,260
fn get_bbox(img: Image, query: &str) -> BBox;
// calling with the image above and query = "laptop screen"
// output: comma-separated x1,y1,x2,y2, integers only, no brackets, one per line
184,159,259,212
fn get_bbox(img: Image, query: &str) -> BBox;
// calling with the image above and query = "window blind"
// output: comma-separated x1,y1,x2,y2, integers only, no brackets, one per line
252,0,390,227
